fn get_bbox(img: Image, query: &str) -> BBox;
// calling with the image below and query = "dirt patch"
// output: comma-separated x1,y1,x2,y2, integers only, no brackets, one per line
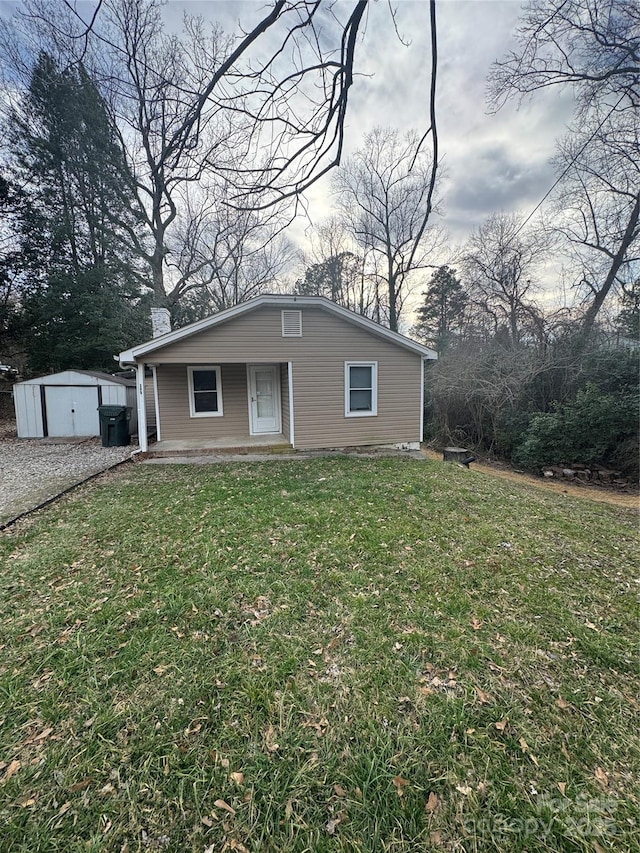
423,449,639,510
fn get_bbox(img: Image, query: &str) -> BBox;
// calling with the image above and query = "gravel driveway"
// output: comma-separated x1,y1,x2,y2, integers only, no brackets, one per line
0,433,133,525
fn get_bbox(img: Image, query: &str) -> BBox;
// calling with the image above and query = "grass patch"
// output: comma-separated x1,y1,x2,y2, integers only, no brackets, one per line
0,457,638,852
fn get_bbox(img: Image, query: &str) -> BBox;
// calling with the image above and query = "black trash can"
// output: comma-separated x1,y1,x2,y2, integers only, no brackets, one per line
98,405,131,447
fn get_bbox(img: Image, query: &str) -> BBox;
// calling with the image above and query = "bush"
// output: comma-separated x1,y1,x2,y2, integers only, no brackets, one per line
513,383,639,477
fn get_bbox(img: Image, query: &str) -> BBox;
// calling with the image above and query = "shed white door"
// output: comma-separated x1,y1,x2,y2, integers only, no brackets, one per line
248,365,281,434
45,386,99,436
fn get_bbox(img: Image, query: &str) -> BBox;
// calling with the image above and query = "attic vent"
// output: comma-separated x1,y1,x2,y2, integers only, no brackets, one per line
281,310,302,337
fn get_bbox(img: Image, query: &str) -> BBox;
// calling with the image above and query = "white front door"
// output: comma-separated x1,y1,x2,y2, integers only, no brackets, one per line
45,386,99,436
248,365,281,434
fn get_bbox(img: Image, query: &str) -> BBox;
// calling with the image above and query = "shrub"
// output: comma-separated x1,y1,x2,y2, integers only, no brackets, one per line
513,383,639,477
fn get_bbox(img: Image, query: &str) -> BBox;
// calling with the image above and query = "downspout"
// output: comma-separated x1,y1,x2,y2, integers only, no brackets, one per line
288,362,295,448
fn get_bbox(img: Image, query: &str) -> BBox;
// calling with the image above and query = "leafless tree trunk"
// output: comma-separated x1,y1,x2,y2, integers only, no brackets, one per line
463,213,545,348
489,0,640,342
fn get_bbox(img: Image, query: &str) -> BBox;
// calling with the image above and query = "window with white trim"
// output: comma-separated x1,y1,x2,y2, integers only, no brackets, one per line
345,361,377,417
281,310,302,337
187,366,223,417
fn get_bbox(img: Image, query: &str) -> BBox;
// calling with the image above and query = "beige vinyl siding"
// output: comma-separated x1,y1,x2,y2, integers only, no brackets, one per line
150,307,422,449
156,363,250,441
150,307,306,363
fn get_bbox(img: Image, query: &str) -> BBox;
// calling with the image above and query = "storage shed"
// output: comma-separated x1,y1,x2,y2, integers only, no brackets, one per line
13,370,136,438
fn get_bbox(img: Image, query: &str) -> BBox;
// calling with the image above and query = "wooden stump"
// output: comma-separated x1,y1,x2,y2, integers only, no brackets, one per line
443,447,476,467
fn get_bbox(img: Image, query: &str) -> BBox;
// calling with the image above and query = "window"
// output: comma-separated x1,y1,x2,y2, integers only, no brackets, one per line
345,361,377,417
282,310,302,337
187,366,223,417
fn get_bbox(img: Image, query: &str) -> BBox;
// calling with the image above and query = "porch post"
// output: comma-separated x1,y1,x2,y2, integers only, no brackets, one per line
420,357,425,445
152,366,161,441
288,361,295,448
136,362,148,452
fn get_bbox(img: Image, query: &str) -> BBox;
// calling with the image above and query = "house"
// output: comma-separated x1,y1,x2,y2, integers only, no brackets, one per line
13,370,137,439
117,296,437,453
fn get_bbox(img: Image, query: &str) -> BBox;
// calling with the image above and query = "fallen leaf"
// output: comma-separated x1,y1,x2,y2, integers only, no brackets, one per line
230,772,244,785
429,830,443,846
392,775,410,796
494,719,507,732
557,782,566,795
27,728,53,744
333,784,347,798
19,794,38,808
214,798,236,816
456,784,472,796
561,742,570,760
201,815,214,827
58,802,72,816
326,818,340,835
84,716,97,728
594,767,609,788
425,791,439,812
152,664,170,676
471,617,483,630
519,737,529,753
556,696,571,710
0,759,21,785
476,688,491,705
229,841,250,852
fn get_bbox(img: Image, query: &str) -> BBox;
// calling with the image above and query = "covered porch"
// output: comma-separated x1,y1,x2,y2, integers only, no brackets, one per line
135,361,293,454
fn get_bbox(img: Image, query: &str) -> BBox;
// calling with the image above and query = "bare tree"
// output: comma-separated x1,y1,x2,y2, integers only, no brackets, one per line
489,0,640,341
549,108,640,341
2,0,441,314
295,217,374,315
333,127,442,331
463,213,546,348
489,0,639,112
167,184,294,314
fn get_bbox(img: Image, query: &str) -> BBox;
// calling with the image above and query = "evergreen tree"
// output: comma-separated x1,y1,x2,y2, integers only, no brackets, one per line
9,52,149,373
414,266,467,351
0,171,29,360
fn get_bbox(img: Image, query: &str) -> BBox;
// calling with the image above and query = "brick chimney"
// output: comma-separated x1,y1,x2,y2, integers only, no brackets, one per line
151,307,171,337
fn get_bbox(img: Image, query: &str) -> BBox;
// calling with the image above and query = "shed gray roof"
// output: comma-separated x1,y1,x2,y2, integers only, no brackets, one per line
16,369,134,386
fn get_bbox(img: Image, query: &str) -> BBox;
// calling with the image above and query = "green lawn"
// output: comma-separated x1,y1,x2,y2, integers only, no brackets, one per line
0,457,638,852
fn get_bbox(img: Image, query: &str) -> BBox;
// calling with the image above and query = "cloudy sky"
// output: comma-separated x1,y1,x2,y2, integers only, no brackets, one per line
163,0,574,250
0,0,575,300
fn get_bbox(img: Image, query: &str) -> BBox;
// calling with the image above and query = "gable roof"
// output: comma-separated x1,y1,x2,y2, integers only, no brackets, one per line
118,295,437,363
